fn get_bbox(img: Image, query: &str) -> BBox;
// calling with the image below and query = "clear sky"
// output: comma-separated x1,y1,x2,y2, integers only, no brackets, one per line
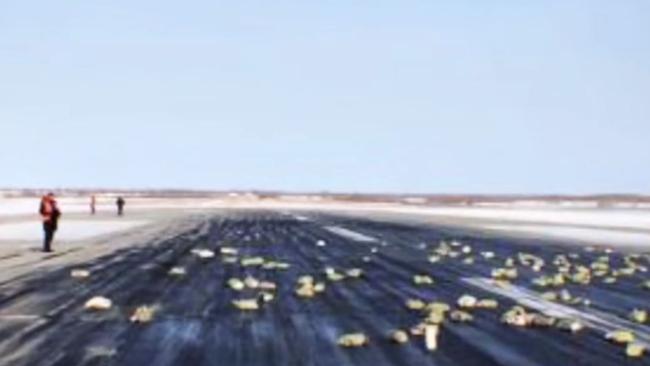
1,1,649,194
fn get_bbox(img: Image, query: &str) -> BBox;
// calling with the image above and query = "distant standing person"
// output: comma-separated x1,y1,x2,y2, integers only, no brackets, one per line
39,193,61,252
90,195,96,215
116,196,125,216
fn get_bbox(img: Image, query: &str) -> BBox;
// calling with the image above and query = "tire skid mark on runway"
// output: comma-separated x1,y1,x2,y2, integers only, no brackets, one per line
312,216,644,365
1,212,649,365
0,223,213,365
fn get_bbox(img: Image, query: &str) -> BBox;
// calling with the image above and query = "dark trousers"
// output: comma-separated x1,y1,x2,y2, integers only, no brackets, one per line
43,223,56,252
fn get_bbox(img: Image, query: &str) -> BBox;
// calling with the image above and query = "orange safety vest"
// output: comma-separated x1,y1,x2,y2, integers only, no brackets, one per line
40,196,59,222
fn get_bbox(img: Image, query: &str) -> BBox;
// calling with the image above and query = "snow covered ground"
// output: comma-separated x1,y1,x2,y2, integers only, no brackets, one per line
1,196,650,247
362,206,650,246
0,220,150,241
399,206,650,231
0,197,161,243
0,197,212,217
480,224,650,246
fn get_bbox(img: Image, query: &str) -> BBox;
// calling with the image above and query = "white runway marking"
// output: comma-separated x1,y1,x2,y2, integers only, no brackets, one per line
0,314,43,321
324,226,378,243
464,277,650,346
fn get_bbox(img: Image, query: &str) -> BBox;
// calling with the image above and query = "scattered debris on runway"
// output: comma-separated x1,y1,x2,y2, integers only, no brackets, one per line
424,324,439,351
413,274,434,285
168,266,186,276
222,256,238,264
476,299,499,309
232,298,260,311
259,292,274,303
241,256,265,267
491,267,517,281
191,248,215,259
220,247,238,255
606,329,635,344
391,330,409,344
626,343,646,358
130,306,156,323
450,310,474,323
529,314,556,327
5,213,650,365
603,277,617,284
84,296,112,311
244,276,260,289
406,299,426,311
70,269,90,279
457,294,478,309
457,295,498,310
425,309,444,325
532,273,565,288
259,281,277,291
426,302,450,314
428,255,441,263
481,251,496,259
345,268,363,278
338,333,369,347
228,278,245,291
555,318,583,333
313,282,326,293
501,306,529,327
325,267,345,281
629,309,647,324
263,261,291,270
410,322,426,336
642,280,650,290
295,275,325,298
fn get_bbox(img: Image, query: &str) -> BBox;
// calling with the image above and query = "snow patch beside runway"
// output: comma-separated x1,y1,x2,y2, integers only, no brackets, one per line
324,226,378,243
0,220,150,241
481,224,650,246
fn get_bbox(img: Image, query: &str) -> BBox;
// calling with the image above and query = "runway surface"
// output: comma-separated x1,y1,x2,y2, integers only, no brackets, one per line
0,211,648,365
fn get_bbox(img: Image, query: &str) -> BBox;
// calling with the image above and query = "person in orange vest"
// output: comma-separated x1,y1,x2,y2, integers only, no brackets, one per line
39,193,61,252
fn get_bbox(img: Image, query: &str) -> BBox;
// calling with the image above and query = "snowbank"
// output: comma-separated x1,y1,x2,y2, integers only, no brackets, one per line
481,224,650,246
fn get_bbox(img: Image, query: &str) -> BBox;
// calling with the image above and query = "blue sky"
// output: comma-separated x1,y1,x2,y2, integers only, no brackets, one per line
1,1,649,194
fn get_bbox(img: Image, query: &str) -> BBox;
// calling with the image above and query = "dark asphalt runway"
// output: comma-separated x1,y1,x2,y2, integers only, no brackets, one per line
0,211,649,366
